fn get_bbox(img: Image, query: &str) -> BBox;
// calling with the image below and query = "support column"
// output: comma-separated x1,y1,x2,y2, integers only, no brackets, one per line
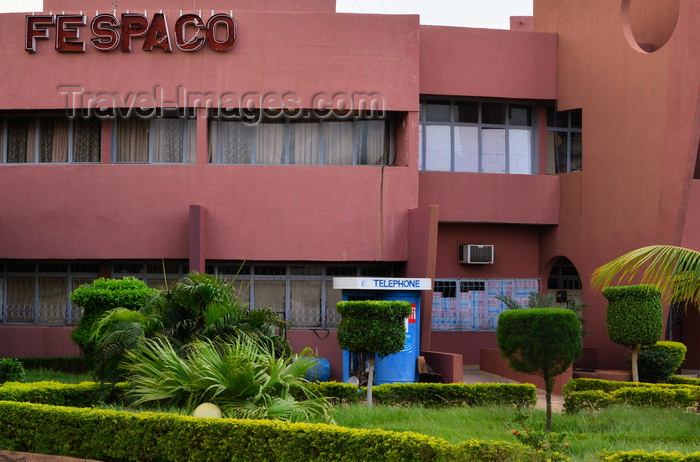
189,204,206,273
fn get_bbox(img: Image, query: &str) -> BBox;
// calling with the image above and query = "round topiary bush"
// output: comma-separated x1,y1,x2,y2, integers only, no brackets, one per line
638,346,679,383
641,341,687,374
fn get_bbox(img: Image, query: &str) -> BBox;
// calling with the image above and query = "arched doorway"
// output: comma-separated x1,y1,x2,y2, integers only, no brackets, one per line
546,257,584,308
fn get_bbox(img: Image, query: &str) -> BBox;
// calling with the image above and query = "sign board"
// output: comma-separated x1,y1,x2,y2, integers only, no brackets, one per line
333,277,432,291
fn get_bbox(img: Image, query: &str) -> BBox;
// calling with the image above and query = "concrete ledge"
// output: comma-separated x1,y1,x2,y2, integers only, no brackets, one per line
572,370,632,381
421,350,464,383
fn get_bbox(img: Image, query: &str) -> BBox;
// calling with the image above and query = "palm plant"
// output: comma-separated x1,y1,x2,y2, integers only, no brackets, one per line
122,335,334,423
89,272,289,382
591,245,700,306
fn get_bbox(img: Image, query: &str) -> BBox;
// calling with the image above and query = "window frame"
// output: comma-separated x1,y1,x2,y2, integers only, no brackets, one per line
419,98,537,174
0,262,100,325
1,115,101,164
112,113,197,164
546,106,582,174
209,111,394,166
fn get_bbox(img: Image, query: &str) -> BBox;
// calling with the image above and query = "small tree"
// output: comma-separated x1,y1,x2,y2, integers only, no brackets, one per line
497,308,581,432
70,277,157,373
336,300,412,407
602,285,663,382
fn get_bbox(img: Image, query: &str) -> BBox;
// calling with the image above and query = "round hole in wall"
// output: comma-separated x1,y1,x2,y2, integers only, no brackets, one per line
621,0,680,53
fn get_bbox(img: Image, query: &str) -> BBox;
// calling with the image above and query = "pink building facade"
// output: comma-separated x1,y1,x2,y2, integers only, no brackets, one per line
1,0,698,380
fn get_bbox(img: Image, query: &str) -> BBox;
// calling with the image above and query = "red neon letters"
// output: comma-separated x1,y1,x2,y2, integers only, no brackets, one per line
25,12,237,53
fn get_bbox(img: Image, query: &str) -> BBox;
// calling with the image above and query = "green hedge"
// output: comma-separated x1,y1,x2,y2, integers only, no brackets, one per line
0,401,547,462
563,379,700,412
602,450,700,461
0,381,128,407
670,376,700,386
371,383,537,407
299,382,537,407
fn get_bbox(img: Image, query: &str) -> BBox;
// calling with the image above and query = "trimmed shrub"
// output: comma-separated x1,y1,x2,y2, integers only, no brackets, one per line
602,451,700,462
0,401,546,462
0,358,25,384
563,378,700,412
562,390,614,412
70,277,157,372
603,285,663,382
497,307,581,431
641,341,687,372
638,348,676,383
370,382,537,407
0,381,128,407
670,376,700,386
612,386,698,408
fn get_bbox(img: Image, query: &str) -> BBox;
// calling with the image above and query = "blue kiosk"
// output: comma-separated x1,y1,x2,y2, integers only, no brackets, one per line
333,277,432,385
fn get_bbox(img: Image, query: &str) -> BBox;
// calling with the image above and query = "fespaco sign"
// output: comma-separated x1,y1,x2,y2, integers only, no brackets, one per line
25,12,237,53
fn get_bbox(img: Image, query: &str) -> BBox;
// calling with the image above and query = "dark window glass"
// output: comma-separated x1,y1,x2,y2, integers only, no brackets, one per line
456,102,478,123
481,103,506,125
425,101,452,122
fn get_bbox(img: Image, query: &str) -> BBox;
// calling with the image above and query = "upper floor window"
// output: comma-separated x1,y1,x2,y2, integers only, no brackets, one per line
1,116,100,163
114,115,196,163
546,106,582,174
420,99,534,174
209,112,392,166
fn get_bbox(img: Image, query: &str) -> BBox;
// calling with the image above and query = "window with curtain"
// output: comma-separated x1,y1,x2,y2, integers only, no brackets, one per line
0,262,100,325
209,112,391,166
419,99,534,174
1,116,100,163
115,117,196,163
546,106,582,174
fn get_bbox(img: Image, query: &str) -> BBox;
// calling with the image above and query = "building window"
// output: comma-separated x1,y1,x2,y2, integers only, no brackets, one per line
546,106,582,174
207,263,395,329
419,99,534,174
0,262,100,325
114,116,196,163
432,278,539,331
1,116,100,163
209,112,392,166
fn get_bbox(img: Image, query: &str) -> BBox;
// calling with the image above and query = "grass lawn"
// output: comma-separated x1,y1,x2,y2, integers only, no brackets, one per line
22,368,93,384
332,404,700,461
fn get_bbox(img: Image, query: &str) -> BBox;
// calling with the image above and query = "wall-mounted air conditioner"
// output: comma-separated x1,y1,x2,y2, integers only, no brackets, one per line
459,244,494,264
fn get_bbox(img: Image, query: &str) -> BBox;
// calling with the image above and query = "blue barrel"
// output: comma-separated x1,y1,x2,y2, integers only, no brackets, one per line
305,358,331,382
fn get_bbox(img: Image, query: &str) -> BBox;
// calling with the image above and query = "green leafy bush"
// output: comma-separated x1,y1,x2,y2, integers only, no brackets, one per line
122,335,332,423
603,285,663,382
612,386,698,408
602,451,700,462
641,341,687,372
638,348,676,383
0,401,547,462
70,277,158,372
563,378,700,412
497,308,581,431
0,380,128,406
669,376,700,386
370,382,537,407
0,358,25,383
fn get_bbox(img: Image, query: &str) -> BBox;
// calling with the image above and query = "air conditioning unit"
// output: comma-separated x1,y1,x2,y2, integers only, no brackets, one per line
459,244,494,264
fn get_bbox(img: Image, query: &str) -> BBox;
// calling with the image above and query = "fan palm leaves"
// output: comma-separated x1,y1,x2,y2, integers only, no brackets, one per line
591,245,700,306
89,272,290,381
123,335,333,423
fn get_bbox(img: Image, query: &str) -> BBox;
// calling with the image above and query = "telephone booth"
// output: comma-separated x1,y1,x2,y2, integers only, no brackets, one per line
333,277,432,385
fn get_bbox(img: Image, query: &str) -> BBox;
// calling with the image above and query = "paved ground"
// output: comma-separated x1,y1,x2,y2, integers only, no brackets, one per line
0,451,100,461
462,367,564,412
